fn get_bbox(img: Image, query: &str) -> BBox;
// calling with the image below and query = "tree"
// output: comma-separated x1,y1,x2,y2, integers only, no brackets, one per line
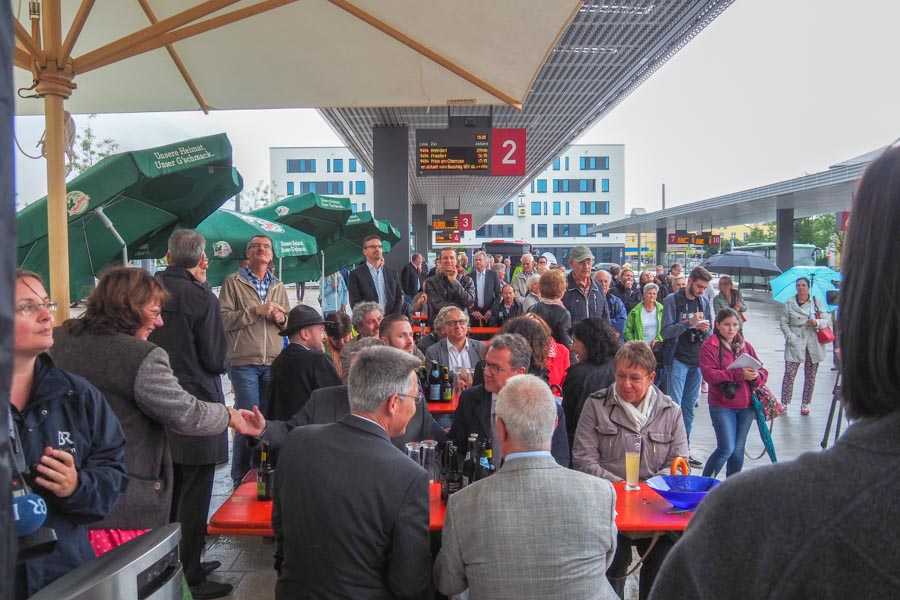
68,114,119,176
741,223,776,245
794,214,836,251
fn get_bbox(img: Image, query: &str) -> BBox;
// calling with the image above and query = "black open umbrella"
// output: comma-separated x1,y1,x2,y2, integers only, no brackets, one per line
702,251,782,277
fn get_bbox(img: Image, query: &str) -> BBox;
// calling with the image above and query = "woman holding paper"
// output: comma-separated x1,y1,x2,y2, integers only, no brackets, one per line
699,308,768,478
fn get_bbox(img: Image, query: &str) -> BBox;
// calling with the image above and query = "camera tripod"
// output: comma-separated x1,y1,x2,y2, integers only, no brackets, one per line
820,372,844,449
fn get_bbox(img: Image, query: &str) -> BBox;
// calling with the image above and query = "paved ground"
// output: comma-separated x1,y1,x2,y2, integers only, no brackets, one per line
201,286,841,599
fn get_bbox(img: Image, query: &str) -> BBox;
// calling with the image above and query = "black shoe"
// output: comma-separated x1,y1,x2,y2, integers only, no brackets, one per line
688,456,704,469
189,580,233,600
201,561,222,577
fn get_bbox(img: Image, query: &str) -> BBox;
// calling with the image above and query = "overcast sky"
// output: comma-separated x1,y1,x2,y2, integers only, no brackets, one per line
13,0,900,217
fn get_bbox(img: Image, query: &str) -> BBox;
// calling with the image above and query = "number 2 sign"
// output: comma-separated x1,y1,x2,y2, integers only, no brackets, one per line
490,128,526,176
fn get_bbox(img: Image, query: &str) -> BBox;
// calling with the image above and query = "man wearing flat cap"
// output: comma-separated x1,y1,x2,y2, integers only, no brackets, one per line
266,305,342,422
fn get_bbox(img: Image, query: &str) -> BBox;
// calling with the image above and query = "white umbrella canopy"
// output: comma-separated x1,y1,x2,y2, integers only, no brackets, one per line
14,0,580,113
12,0,579,318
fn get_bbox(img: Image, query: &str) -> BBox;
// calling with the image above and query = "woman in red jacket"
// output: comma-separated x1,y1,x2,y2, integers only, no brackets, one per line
699,308,768,478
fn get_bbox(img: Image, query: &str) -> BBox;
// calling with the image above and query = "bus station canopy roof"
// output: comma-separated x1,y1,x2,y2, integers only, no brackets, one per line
590,150,881,235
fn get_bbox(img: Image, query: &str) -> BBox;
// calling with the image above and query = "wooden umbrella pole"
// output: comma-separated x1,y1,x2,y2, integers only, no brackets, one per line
38,0,76,321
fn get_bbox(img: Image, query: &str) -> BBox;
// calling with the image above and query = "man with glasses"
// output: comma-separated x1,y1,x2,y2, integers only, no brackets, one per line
424,306,484,375
449,334,570,467
219,234,289,487
563,246,609,325
423,248,475,324
348,234,403,315
271,347,431,599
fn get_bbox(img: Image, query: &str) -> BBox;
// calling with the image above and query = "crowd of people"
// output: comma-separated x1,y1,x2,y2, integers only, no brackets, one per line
12,145,900,599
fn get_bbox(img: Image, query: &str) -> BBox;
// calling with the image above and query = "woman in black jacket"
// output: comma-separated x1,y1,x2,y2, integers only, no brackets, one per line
562,318,619,448
527,269,573,347
12,270,127,598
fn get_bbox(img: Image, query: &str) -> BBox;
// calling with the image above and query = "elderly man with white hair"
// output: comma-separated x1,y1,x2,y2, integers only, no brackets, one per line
594,269,627,336
511,252,536,298
435,373,618,600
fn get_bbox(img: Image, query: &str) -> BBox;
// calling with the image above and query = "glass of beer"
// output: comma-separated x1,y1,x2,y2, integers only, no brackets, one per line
624,434,641,491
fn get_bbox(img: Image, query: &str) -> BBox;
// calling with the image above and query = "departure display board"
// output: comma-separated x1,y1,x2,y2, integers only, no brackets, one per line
417,128,490,175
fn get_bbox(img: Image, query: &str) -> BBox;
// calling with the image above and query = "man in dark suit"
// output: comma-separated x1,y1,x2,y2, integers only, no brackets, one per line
400,253,426,305
266,305,341,421
272,347,431,599
470,250,502,326
450,333,570,466
348,234,403,314
149,229,232,599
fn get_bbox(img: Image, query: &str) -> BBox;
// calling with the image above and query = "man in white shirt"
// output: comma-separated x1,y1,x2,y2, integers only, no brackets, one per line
424,306,484,373
471,251,502,326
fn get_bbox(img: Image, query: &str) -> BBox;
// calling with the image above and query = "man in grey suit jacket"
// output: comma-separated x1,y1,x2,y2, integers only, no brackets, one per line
424,306,485,372
435,374,618,600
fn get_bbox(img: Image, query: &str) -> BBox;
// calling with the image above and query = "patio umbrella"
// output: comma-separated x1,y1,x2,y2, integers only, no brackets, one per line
701,251,782,278
770,266,841,310
251,193,352,245
750,395,777,464
16,134,241,301
197,209,318,288
14,1,579,317
345,211,401,247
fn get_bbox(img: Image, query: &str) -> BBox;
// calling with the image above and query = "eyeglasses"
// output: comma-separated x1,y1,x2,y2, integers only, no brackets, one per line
483,362,511,375
396,392,422,405
247,243,272,250
15,301,58,316
364,244,383,250
447,319,468,327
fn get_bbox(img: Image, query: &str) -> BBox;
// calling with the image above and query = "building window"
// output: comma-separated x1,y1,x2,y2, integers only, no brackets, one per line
580,201,610,215
531,224,535,237
355,180,366,195
531,201,541,216
361,203,367,212
552,201,561,216
360,163,365,173
564,156,570,171
565,201,570,216
301,181,344,195
286,159,316,173
552,158,561,171
286,181,294,195
349,158,357,172
536,179,547,193
351,203,358,213
578,224,590,237
543,202,548,216
579,156,610,170
496,202,513,216
553,179,595,193
537,224,547,238
477,224,513,238
601,178,610,193
326,159,331,172
332,158,344,173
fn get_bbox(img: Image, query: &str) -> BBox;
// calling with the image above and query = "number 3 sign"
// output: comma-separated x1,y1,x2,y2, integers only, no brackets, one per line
490,128,526,176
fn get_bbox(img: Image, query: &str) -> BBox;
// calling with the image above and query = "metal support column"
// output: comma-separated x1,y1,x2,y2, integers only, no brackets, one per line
776,208,795,271
656,225,667,266
411,204,428,257
373,125,410,271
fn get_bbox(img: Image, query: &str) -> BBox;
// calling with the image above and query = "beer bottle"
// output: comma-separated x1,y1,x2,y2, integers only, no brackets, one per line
441,366,452,402
462,433,480,486
442,442,464,501
429,361,442,402
256,442,274,501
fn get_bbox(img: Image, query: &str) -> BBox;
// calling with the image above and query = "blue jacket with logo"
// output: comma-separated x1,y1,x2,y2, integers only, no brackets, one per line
12,354,127,598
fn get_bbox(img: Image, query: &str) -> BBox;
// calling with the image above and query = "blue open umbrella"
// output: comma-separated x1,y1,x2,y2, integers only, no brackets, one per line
770,266,841,310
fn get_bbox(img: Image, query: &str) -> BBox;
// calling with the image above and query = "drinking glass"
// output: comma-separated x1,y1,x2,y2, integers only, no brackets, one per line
624,434,641,491
405,442,421,465
420,440,439,483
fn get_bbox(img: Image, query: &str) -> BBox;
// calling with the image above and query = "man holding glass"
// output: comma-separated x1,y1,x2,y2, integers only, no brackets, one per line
573,342,688,600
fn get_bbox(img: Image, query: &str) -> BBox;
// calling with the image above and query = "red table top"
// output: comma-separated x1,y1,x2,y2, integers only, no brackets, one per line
208,480,445,537
612,481,692,533
209,477,691,538
412,326,499,336
427,390,460,415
